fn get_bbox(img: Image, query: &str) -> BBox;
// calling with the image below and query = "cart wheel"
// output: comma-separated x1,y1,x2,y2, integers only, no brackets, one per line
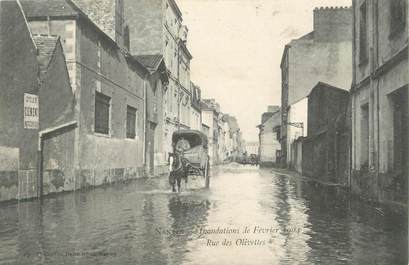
204,159,210,189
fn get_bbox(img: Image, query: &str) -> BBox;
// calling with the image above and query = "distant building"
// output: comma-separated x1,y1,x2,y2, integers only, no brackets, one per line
280,6,353,168
301,82,350,183
201,99,220,165
351,0,408,204
190,82,202,131
257,106,281,167
223,114,242,160
245,142,259,156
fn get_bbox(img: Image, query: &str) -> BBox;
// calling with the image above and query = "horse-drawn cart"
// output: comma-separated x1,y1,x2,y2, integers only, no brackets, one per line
169,130,210,192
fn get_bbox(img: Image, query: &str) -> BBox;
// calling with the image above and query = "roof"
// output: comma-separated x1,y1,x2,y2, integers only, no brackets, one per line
200,101,210,110
20,0,79,18
32,35,59,79
308,81,349,97
168,0,183,21
134,54,164,72
21,0,118,46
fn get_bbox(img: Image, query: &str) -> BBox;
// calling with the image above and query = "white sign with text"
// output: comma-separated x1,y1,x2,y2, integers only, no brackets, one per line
23,93,39,129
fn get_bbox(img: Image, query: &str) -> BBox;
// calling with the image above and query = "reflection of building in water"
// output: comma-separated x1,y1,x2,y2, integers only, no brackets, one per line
167,196,210,265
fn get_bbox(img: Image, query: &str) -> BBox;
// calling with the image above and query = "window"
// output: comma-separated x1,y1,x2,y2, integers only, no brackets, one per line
360,103,369,170
95,91,110,134
124,25,130,51
359,1,368,64
126,105,137,138
390,0,407,37
390,87,408,175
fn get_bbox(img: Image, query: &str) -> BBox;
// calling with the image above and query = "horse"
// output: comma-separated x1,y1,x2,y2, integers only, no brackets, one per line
169,153,190,192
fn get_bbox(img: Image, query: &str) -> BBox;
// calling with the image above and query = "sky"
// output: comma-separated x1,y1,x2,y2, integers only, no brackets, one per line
178,0,351,142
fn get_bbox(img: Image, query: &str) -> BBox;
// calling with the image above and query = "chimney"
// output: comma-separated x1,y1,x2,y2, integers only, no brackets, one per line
72,0,125,47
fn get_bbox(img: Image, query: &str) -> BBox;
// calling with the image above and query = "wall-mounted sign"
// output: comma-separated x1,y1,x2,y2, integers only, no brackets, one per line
24,93,39,129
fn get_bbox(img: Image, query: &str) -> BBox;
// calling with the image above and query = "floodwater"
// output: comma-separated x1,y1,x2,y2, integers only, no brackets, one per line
0,165,407,265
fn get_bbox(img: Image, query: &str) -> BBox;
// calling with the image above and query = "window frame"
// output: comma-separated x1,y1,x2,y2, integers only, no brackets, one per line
94,91,111,135
359,1,369,65
389,0,407,39
126,105,137,139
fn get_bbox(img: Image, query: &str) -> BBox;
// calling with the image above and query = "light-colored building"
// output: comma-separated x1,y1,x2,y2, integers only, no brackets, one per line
351,0,408,204
245,142,259,156
201,99,220,165
190,82,202,131
280,6,353,168
257,106,281,167
124,0,193,163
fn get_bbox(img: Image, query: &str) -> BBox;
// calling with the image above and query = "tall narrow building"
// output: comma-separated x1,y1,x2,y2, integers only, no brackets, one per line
124,0,193,161
280,7,353,168
351,0,408,204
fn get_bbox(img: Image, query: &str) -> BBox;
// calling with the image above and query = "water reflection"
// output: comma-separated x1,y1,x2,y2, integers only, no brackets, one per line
0,166,406,265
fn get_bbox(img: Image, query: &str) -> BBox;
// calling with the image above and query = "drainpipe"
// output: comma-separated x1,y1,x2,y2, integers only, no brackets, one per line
143,73,149,169
350,0,357,192
374,0,381,200
177,39,181,131
37,121,77,199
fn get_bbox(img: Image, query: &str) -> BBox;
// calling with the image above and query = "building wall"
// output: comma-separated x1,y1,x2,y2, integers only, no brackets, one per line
201,108,221,165
313,7,353,42
286,98,308,165
258,110,281,166
288,41,352,105
76,19,145,186
125,0,191,162
123,0,163,55
0,1,79,201
351,0,408,204
303,84,350,183
40,40,77,195
25,11,147,194
281,7,353,167
72,0,124,46
245,142,259,155
0,1,40,201
28,19,78,91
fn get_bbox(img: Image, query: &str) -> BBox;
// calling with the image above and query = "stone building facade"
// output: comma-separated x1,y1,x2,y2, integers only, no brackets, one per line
201,99,220,165
351,0,408,204
280,7,353,168
18,0,168,197
123,0,193,163
257,106,281,167
190,82,202,131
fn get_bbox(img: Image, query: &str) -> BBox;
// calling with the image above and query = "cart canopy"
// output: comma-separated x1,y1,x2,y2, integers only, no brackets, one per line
172,130,208,148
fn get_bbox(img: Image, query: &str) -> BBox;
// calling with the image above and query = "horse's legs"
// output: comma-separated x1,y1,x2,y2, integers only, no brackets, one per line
177,177,181,193
169,174,176,192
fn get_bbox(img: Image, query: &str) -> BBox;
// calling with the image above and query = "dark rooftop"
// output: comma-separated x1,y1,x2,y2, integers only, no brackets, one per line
32,35,59,79
20,0,79,18
134,55,163,72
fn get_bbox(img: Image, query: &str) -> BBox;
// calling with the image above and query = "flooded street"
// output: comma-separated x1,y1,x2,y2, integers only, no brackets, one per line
0,165,407,265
